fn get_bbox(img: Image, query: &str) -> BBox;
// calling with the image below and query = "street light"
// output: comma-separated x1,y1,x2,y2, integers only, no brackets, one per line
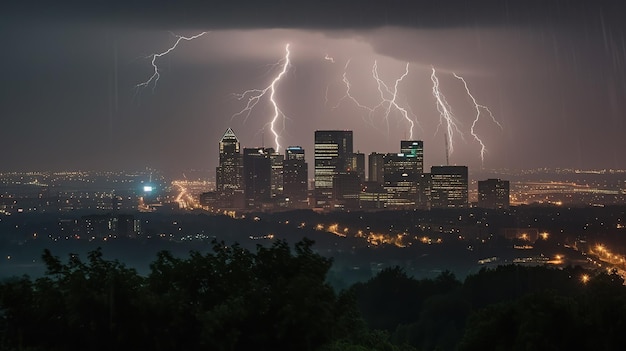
581,274,590,284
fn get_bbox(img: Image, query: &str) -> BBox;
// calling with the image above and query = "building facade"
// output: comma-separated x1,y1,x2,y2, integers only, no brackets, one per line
270,152,284,198
314,130,353,207
283,146,308,206
333,171,361,209
400,140,424,173
216,128,242,192
383,153,421,208
368,152,384,183
378,141,425,208
478,178,510,209
243,147,273,209
348,152,366,183
430,165,468,208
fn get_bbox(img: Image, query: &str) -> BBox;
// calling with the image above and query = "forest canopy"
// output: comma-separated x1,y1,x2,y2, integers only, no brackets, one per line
2,239,626,350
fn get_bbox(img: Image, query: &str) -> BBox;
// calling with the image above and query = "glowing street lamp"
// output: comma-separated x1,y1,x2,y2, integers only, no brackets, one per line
581,274,590,284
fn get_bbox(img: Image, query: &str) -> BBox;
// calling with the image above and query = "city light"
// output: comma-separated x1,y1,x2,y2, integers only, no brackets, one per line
581,274,590,284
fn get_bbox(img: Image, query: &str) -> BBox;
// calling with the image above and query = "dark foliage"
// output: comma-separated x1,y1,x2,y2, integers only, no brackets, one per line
0,239,378,351
351,265,626,351
4,241,626,351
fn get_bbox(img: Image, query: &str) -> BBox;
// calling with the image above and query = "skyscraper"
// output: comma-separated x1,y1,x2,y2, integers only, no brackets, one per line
380,141,424,208
216,128,242,192
368,152,384,183
270,152,284,198
333,171,361,209
286,145,306,161
283,146,308,206
314,130,353,207
430,166,468,208
360,181,388,209
417,173,431,209
243,147,273,209
478,178,510,209
348,152,366,183
400,140,424,173
383,153,421,208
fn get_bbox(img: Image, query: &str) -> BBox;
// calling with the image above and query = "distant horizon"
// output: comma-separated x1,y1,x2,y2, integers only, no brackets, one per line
3,166,626,179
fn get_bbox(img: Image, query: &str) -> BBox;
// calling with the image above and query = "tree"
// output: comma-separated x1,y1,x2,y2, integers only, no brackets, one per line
144,238,348,351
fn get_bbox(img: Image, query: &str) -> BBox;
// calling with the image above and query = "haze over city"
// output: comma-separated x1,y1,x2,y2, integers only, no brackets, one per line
2,0,626,173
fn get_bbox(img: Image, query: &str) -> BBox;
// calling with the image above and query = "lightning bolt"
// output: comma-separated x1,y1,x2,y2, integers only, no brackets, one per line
136,32,208,92
332,60,416,139
371,61,415,139
232,44,291,152
333,59,375,112
324,54,335,63
431,67,463,160
453,73,503,164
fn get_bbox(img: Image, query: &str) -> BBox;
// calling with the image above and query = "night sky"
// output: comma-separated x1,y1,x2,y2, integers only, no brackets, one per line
2,1,626,174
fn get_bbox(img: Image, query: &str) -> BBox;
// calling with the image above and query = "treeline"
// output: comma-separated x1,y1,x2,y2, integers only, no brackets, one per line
1,240,626,351
352,264,626,350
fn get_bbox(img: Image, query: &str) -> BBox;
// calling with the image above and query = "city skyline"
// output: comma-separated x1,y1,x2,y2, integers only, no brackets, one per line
209,127,470,211
2,1,626,172
3,4,626,349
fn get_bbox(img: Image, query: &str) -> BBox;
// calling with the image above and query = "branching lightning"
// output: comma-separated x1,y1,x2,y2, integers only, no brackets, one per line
232,44,291,151
453,73,503,164
136,32,208,92
333,60,416,139
333,60,375,112
135,32,499,166
371,61,415,139
431,67,463,162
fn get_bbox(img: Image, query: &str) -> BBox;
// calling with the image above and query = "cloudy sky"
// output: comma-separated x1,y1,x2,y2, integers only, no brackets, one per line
2,1,626,174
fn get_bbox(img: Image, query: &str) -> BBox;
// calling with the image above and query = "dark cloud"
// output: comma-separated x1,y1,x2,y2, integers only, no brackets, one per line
4,1,625,30
1,1,626,172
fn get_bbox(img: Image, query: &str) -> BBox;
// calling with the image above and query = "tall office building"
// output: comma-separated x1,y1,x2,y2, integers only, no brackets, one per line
368,152,384,183
333,171,361,209
360,181,388,209
243,147,273,208
430,166,468,208
417,173,431,209
383,153,421,208
478,178,510,209
283,146,308,206
348,152,366,183
401,140,427,207
380,141,425,208
216,128,242,192
400,140,424,173
270,152,284,198
314,130,353,207
286,145,306,161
